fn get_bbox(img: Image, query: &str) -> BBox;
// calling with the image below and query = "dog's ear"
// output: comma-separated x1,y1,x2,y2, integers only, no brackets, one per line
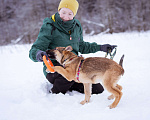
65,46,73,51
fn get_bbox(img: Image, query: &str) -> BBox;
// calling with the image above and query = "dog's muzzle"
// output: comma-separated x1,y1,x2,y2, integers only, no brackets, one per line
46,50,56,59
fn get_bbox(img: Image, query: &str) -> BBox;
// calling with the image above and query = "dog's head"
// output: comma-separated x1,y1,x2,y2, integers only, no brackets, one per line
46,46,74,65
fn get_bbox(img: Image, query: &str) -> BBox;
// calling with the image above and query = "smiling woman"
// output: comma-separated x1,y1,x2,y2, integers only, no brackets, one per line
59,8,74,21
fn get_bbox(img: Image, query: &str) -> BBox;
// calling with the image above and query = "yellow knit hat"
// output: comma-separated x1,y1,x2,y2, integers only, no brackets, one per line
58,0,79,16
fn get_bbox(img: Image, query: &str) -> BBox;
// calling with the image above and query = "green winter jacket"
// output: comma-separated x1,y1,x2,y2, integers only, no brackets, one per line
29,12,101,77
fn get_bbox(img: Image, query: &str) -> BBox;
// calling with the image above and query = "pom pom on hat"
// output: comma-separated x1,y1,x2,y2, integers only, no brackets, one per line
58,0,79,16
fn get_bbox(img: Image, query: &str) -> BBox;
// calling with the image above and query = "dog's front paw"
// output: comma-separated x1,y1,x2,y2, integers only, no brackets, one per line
80,99,90,105
51,66,55,70
46,67,55,73
46,68,50,73
51,66,59,72
80,100,86,105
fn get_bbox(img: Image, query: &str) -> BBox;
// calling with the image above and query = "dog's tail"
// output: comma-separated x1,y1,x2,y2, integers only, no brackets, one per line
119,54,125,76
119,54,124,68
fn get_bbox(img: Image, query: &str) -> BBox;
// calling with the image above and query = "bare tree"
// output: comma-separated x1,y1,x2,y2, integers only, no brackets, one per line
0,0,150,45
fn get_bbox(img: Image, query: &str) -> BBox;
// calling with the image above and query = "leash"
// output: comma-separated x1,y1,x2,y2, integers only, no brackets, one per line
105,48,117,60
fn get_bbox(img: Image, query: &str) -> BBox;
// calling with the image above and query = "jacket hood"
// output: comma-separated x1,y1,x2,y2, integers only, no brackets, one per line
43,17,53,24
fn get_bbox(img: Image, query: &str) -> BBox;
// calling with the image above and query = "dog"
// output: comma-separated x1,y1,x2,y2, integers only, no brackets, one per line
46,46,124,109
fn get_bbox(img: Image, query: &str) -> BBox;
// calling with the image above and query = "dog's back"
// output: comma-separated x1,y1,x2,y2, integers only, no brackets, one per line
81,56,124,76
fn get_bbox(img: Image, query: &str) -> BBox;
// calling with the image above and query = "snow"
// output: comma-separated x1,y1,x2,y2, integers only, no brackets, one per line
0,32,150,120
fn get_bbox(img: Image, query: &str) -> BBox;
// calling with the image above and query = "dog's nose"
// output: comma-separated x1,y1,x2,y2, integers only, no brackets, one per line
46,50,52,54
46,50,55,59
46,50,49,54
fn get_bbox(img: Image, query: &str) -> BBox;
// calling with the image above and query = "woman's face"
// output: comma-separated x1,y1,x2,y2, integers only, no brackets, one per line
59,8,74,22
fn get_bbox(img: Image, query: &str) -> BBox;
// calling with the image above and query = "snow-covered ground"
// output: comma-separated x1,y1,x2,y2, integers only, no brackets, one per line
0,32,150,120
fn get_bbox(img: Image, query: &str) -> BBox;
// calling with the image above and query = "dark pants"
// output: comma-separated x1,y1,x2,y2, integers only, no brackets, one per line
46,72,104,94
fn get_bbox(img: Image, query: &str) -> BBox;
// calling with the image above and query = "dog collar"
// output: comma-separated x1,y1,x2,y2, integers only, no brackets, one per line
63,57,75,67
63,57,75,63
77,60,84,81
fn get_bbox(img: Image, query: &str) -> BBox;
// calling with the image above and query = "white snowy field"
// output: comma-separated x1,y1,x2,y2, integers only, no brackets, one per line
0,32,150,120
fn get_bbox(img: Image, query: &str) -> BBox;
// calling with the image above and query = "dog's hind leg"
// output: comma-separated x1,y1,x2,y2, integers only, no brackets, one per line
108,94,115,100
109,86,122,109
105,84,122,109
80,83,92,105
116,84,122,91
108,84,122,100
103,74,122,108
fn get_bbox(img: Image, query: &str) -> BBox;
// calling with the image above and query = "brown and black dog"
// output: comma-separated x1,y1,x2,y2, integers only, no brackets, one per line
46,46,124,109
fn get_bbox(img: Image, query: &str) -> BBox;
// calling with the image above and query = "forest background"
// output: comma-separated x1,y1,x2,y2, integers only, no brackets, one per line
0,0,150,45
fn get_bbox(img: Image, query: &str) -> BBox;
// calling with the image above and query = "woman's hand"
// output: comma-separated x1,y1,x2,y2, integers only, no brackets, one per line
100,44,117,52
36,50,48,62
